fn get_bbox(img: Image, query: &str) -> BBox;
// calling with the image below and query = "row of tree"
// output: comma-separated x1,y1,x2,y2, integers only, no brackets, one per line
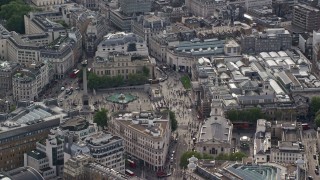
225,108,266,123
311,97,320,127
0,0,36,34
179,151,247,168
87,66,150,89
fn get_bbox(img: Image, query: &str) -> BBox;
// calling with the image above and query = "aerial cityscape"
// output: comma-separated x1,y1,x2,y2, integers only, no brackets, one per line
0,0,320,179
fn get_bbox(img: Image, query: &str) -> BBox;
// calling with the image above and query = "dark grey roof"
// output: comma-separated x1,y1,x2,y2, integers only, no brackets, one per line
27,150,47,160
3,166,44,180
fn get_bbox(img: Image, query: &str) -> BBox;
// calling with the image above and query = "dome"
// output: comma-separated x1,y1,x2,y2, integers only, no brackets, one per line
187,162,197,170
188,155,198,163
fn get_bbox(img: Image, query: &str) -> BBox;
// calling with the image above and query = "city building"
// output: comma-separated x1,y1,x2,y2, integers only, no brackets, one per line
12,63,50,102
270,122,305,164
1,166,44,180
74,0,99,10
149,32,178,63
244,0,272,11
241,28,292,54
132,14,170,46
109,111,171,171
292,4,320,32
0,61,20,93
185,0,215,17
191,49,313,121
253,119,271,163
109,10,135,32
92,53,155,80
24,150,56,179
85,16,108,57
0,101,67,171
41,29,82,79
95,32,148,57
63,154,129,180
24,12,66,41
25,116,98,178
118,0,152,15
32,0,64,6
196,110,233,156
70,132,125,172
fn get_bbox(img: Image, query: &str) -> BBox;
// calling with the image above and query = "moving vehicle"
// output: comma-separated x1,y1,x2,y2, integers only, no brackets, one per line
302,123,310,130
127,159,136,168
69,69,80,78
125,169,135,176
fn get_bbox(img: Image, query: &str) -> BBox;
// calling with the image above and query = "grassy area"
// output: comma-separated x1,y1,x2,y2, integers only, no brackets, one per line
180,75,191,89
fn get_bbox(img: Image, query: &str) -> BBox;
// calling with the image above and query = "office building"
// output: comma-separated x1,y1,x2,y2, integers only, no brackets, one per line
0,101,67,171
245,0,272,11
24,12,66,41
70,132,125,173
109,10,134,32
32,0,64,6
241,28,292,53
132,14,170,46
24,150,56,179
292,4,320,32
185,0,215,17
92,53,155,80
12,63,50,101
41,29,82,79
0,61,20,93
119,0,152,15
63,154,129,180
85,16,108,57
96,32,148,57
1,166,44,180
109,111,171,171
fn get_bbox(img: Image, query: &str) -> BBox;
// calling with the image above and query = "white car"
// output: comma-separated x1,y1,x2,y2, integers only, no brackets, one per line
61,87,65,91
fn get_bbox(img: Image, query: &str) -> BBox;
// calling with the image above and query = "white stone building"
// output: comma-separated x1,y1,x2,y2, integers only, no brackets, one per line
96,32,148,57
109,111,171,171
12,63,50,101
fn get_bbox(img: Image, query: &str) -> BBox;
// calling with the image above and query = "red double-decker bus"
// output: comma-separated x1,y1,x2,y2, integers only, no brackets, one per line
69,69,79,78
127,159,136,168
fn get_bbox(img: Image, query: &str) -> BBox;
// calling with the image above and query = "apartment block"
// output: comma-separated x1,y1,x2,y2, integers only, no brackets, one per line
109,111,171,171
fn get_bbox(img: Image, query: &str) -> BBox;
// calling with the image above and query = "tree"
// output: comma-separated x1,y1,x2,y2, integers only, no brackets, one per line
311,97,320,116
225,108,265,123
315,115,320,127
179,151,202,169
0,0,34,33
142,66,150,77
168,110,177,131
229,152,247,161
215,152,247,161
93,108,109,128
180,151,213,168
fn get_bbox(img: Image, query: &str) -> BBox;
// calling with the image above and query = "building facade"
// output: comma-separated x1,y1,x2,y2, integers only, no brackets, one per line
0,61,20,93
241,28,292,53
292,4,320,32
96,32,148,57
12,63,50,101
92,54,155,80
109,111,171,171
0,102,66,171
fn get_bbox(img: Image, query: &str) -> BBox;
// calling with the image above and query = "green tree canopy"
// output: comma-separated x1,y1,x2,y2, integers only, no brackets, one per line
180,151,213,168
315,115,320,127
311,97,320,116
93,108,109,128
142,66,150,77
225,108,265,123
164,110,177,131
215,152,247,161
0,0,34,33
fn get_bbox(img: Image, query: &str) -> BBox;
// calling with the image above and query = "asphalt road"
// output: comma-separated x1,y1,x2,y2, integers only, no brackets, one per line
303,129,319,179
